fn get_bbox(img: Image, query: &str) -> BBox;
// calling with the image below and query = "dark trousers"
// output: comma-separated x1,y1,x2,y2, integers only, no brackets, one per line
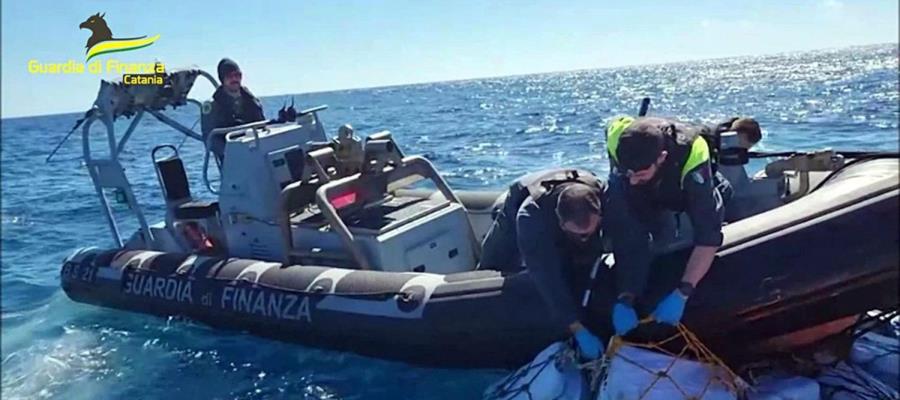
478,192,524,273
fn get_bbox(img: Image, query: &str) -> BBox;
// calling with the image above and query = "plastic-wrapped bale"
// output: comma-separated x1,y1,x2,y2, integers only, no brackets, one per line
747,375,820,400
818,361,899,400
483,341,587,400
596,345,739,400
850,331,899,391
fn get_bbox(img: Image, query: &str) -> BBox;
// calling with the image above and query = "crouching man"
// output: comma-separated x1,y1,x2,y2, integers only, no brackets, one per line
480,169,608,359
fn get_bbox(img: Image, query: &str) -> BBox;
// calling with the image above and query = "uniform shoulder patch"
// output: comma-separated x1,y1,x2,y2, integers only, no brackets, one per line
691,170,706,184
201,101,213,115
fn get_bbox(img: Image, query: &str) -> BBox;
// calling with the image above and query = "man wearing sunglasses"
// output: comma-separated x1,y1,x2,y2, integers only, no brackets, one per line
205,58,266,159
479,168,607,359
603,116,730,337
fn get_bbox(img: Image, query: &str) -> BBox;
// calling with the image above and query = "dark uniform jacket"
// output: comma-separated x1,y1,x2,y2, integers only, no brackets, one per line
606,119,727,298
480,169,606,325
205,86,266,160
210,86,265,130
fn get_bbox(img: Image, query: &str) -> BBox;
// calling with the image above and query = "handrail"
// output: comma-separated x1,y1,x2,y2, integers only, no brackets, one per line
208,119,269,138
307,146,338,183
82,115,121,246
82,114,154,247
147,109,203,142
223,125,263,147
402,156,482,260
202,120,270,195
308,155,481,269
196,69,220,88
314,177,372,269
70,68,221,248
298,105,328,116
114,110,145,157
202,133,221,195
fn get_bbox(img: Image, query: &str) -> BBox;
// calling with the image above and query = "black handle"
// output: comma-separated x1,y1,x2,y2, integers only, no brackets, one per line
638,97,651,116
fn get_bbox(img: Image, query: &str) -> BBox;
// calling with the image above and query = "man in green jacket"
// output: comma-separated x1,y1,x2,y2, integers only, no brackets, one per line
604,116,731,335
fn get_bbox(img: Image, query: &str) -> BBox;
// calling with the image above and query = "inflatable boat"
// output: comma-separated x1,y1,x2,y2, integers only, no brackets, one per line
60,69,899,368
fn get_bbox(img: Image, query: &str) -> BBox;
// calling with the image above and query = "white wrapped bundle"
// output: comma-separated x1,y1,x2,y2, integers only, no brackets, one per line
596,345,738,400
483,341,587,400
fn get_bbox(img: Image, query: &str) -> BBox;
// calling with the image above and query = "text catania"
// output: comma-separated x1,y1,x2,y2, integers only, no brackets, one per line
123,74,163,85
123,273,193,303
221,286,312,322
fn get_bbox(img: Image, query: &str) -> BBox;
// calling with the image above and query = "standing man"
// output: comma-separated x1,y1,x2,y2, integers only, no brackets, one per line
205,58,266,159
479,169,608,359
603,116,731,336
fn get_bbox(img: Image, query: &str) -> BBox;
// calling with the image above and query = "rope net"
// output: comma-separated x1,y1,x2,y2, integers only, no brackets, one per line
779,308,900,400
483,341,584,400
486,310,898,400
484,321,747,400
586,321,748,400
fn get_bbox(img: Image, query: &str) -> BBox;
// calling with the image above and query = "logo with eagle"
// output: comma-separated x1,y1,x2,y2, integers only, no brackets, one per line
79,13,160,61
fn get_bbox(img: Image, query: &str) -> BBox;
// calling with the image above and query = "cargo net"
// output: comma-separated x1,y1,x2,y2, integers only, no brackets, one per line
786,308,900,400
483,322,748,400
586,321,748,400
483,341,584,400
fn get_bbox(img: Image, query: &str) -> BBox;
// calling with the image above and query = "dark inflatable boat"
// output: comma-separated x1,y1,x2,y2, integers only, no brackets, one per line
62,156,898,368
59,70,899,368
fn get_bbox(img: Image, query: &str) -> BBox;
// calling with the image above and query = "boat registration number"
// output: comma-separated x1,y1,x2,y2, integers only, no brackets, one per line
61,262,96,283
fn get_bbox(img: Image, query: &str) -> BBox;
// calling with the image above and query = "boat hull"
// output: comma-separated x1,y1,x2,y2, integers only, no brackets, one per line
61,159,899,368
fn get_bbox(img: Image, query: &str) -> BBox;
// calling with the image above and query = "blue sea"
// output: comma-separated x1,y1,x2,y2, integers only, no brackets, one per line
2,44,898,399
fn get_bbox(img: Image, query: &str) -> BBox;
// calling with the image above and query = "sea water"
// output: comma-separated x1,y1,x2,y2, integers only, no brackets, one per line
2,43,898,399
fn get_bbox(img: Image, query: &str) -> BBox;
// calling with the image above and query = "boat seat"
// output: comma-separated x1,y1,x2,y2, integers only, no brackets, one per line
156,155,192,202
154,145,220,220
174,201,219,220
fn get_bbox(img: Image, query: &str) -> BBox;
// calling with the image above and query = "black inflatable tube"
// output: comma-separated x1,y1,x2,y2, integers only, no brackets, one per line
60,160,899,368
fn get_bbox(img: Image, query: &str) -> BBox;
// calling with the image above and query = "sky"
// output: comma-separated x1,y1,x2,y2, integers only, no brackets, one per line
2,0,898,118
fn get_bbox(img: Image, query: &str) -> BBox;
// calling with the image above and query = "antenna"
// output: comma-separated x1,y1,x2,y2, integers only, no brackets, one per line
638,97,651,116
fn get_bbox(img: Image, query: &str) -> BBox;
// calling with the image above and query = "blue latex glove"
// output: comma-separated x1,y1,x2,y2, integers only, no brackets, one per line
652,289,688,325
573,326,603,360
612,302,639,336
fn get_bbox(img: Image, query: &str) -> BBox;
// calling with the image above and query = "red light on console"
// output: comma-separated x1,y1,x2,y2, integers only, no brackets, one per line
331,191,358,209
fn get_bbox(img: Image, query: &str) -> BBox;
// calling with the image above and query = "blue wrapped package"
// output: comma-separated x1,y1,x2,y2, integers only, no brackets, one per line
818,362,898,400
748,375,820,400
850,332,899,391
596,345,739,400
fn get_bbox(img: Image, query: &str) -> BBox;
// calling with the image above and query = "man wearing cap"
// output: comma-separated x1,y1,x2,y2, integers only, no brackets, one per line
205,58,266,159
603,116,732,336
479,168,608,359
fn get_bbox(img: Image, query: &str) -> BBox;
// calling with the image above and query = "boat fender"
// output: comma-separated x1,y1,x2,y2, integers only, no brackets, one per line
310,278,333,293
398,285,426,312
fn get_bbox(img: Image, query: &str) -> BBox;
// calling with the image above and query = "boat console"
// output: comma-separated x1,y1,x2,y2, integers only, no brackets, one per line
213,118,479,272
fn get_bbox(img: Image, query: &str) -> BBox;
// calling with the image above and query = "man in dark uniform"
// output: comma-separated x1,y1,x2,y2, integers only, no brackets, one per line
603,116,731,336
479,169,607,359
205,58,266,160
